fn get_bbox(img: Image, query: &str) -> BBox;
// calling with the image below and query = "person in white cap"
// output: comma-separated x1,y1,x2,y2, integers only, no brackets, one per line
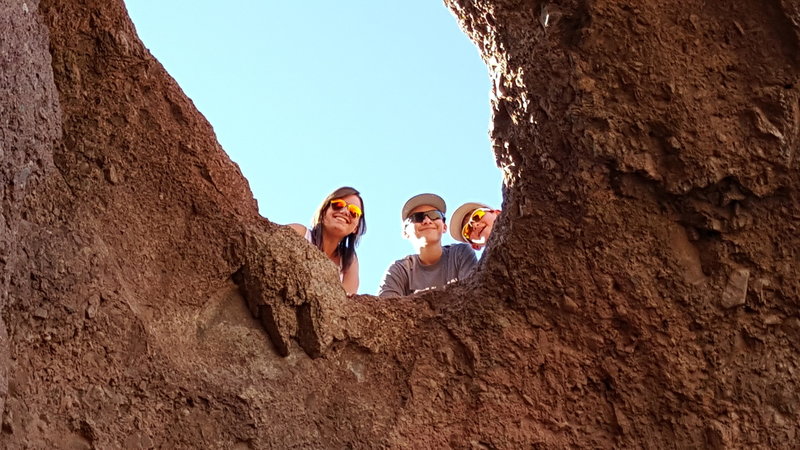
449,202,501,250
378,193,478,297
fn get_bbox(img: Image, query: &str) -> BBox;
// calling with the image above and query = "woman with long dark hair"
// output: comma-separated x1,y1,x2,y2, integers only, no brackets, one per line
287,186,366,295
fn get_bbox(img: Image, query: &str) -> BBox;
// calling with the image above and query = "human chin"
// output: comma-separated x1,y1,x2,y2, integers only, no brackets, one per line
416,229,441,243
326,217,351,234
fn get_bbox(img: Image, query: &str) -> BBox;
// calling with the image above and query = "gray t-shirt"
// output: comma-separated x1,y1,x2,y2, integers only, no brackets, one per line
377,244,478,297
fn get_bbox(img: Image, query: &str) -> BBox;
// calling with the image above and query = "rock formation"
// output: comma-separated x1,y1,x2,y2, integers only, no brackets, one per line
2,0,798,447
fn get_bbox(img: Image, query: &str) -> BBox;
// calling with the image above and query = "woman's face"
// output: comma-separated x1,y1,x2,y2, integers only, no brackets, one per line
322,193,362,238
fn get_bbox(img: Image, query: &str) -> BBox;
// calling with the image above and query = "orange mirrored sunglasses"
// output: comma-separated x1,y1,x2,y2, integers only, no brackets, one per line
461,208,488,241
330,199,362,218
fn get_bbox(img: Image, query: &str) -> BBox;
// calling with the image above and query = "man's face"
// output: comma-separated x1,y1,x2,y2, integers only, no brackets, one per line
462,209,499,249
404,204,447,247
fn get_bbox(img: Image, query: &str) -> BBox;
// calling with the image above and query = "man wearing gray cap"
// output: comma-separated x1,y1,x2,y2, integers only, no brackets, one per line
378,193,478,297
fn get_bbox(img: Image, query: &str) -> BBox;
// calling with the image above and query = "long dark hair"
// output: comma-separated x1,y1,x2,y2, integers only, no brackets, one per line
309,186,366,271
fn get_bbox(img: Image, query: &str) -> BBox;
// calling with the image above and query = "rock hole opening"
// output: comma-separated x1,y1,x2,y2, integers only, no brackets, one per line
125,2,507,296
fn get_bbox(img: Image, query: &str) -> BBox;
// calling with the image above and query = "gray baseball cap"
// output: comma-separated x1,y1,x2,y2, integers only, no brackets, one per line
401,193,446,220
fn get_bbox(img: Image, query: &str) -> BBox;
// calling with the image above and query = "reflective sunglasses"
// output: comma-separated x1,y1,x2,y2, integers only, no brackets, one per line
406,209,445,224
462,208,490,241
330,198,362,218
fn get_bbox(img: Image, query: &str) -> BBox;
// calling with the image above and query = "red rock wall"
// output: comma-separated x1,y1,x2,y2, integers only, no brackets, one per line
1,0,61,432
1,0,798,448
445,0,800,446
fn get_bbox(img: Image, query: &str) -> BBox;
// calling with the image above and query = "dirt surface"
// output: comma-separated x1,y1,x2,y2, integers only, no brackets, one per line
1,0,799,448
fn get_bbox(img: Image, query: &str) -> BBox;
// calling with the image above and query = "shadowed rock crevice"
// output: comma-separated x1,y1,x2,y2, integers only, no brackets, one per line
1,0,798,447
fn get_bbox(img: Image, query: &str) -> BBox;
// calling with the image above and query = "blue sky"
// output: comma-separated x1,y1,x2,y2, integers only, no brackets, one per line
124,1,503,294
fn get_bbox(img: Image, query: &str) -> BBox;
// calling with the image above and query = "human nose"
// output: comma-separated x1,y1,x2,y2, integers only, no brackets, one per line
421,215,433,224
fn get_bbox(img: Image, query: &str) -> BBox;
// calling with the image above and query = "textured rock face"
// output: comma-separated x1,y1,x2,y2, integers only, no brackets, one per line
1,0,62,431
1,0,798,448
445,0,800,446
